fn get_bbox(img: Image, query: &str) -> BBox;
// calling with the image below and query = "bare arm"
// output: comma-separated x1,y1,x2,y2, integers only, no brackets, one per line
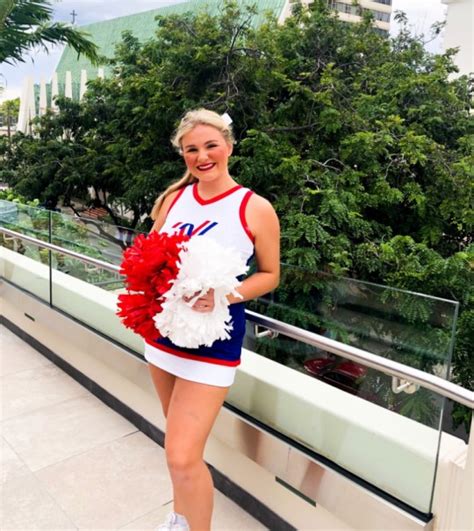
227,193,280,304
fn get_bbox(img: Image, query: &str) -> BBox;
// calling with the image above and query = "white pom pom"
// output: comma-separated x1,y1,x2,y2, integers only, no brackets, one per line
153,237,249,348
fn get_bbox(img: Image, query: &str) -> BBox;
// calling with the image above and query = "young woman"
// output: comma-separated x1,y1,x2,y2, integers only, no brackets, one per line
145,109,280,531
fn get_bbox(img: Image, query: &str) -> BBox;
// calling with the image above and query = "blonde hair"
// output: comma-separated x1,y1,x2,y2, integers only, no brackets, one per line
150,108,235,220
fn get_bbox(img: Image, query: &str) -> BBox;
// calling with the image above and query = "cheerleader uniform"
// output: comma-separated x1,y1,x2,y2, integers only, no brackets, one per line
144,182,255,387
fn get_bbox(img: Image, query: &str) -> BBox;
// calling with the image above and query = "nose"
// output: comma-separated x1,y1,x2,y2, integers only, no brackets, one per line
197,149,209,162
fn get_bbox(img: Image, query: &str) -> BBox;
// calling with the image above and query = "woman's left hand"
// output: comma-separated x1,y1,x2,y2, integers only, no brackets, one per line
184,288,215,313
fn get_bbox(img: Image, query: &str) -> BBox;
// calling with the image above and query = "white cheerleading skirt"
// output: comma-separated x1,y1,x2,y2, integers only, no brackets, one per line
144,341,237,387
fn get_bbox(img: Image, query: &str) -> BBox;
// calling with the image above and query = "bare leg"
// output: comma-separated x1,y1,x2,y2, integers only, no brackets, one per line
148,363,176,417
165,377,229,531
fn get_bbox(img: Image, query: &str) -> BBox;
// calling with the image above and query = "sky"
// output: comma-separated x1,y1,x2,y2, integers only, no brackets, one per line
0,0,448,103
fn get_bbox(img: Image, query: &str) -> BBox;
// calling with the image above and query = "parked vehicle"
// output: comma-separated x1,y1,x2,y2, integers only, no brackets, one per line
303,356,367,396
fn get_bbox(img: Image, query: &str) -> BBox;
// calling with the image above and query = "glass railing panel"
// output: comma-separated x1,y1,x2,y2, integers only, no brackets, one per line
0,200,52,302
1,205,461,516
0,200,143,350
0,199,52,247
235,331,444,513
230,264,459,514
49,209,139,266
48,250,144,353
0,198,141,266
247,264,458,375
48,210,145,351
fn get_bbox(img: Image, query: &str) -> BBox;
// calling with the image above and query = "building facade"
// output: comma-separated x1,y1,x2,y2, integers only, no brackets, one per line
327,0,391,32
278,0,392,34
442,0,474,77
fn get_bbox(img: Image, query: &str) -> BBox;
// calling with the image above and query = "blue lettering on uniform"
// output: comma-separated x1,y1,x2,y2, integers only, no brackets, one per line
172,220,219,236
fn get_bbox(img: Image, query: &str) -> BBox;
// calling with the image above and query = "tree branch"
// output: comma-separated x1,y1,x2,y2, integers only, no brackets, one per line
262,123,319,133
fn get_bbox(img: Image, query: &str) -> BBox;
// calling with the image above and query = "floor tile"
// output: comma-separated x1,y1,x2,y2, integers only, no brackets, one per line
0,327,52,377
0,472,76,530
2,394,137,471
118,503,173,530
212,490,268,530
119,490,269,531
36,431,173,529
0,437,30,484
1,364,87,421
1,327,269,530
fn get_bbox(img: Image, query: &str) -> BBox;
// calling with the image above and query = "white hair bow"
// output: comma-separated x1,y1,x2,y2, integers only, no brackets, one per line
221,112,233,126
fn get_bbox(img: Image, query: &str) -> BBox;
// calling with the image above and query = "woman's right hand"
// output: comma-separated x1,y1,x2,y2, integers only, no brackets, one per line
183,289,215,313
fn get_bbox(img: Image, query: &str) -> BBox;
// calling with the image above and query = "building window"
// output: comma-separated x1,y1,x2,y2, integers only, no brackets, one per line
359,7,391,22
374,27,389,36
372,0,392,5
329,1,359,16
372,9,391,22
328,2,391,23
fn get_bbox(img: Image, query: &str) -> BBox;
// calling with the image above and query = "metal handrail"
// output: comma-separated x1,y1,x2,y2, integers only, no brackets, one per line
1,225,473,409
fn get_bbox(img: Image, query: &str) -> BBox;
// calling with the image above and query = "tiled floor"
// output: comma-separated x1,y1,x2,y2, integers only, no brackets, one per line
0,326,267,530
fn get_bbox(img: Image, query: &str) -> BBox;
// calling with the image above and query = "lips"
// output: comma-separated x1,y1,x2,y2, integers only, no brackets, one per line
196,163,215,171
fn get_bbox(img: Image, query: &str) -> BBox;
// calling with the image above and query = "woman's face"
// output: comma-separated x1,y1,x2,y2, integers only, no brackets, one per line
181,124,233,182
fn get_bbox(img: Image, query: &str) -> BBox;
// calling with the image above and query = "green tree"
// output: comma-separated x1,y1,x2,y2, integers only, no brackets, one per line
0,97,19,139
0,0,99,64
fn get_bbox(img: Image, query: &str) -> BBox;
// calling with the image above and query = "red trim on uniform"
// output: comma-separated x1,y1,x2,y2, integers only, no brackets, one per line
167,186,187,215
193,183,242,205
191,220,210,236
239,190,255,243
145,340,241,366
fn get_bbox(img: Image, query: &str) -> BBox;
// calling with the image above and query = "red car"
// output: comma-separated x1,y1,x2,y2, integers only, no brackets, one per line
303,357,367,396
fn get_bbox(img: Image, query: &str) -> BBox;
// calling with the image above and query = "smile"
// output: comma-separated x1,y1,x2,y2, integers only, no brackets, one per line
197,163,215,171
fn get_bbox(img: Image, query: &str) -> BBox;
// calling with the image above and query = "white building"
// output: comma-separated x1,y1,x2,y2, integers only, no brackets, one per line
279,0,392,32
327,0,392,32
442,0,474,76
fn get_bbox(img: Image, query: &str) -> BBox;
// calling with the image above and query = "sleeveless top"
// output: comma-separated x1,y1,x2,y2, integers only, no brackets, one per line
144,182,255,366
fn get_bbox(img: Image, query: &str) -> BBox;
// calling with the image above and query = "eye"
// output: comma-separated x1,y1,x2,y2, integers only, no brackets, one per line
185,148,197,153
207,143,218,148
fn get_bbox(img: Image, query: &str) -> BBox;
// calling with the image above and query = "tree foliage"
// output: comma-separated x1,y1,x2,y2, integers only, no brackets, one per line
1,1,472,430
0,97,19,122
0,0,99,65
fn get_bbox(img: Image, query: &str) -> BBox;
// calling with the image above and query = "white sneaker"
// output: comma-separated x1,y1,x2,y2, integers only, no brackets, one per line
156,511,190,531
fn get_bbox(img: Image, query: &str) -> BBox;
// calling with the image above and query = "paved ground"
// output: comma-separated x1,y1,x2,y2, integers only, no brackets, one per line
0,325,267,530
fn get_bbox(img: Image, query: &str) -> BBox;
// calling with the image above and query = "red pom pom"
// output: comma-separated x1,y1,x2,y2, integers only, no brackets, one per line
116,231,189,340
120,231,188,297
117,293,163,342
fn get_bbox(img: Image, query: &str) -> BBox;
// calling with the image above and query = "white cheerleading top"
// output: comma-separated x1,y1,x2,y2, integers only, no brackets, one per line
144,182,255,387
160,182,254,262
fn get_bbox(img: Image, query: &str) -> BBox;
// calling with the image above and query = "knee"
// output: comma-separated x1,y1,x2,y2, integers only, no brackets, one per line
165,445,200,477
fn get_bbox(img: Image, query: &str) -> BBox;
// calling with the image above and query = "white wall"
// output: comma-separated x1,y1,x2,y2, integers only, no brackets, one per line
442,0,474,76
